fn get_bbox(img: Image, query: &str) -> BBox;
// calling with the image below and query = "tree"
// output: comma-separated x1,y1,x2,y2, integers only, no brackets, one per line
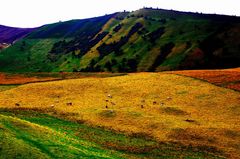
104,61,112,72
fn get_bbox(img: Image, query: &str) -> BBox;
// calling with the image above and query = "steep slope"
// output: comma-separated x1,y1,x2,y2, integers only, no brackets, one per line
0,8,240,72
0,13,119,72
0,25,35,49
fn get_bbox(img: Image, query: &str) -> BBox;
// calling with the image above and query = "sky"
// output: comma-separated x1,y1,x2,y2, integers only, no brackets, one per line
0,0,239,28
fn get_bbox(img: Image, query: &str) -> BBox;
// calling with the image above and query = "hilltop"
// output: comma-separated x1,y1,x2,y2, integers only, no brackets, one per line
0,25,35,49
0,8,240,72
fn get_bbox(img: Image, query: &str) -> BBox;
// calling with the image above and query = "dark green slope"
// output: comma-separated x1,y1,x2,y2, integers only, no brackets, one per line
0,8,240,72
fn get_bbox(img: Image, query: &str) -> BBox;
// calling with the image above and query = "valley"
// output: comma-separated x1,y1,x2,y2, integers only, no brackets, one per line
0,7,239,159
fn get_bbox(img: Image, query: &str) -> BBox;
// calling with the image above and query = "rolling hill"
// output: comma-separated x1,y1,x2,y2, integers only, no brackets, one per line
0,25,35,50
0,72,239,158
0,8,240,72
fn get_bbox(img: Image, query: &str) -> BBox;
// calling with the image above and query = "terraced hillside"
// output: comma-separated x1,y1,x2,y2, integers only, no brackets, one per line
0,73,239,158
0,8,240,72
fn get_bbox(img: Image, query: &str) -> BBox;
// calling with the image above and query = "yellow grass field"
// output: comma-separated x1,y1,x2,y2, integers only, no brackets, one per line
0,73,58,85
0,73,239,158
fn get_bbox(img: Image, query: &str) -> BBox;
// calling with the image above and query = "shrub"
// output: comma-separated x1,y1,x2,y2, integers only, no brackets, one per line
148,27,165,44
149,42,175,71
117,58,138,72
158,19,167,24
113,24,122,33
97,23,143,59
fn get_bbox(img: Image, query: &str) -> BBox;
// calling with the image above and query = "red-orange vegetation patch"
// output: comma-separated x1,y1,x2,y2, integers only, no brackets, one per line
0,72,127,85
0,73,58,85
226,83,240,91
171,68,240,91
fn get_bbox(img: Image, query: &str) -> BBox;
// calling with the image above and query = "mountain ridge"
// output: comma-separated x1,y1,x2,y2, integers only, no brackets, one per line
0,8,240,72
0,25,36,44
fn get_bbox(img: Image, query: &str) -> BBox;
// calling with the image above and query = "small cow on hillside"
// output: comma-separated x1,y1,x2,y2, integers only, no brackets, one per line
67,102,73,106
15,103,20,107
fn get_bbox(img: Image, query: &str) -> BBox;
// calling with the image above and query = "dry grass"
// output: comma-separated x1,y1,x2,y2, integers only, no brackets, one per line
171,68,240,91
0,73,239,158
0,72,127,85
0,73,58,85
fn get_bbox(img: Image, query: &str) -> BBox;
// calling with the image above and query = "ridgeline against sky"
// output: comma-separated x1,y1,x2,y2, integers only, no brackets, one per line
1,0,238,27
0,8,240,72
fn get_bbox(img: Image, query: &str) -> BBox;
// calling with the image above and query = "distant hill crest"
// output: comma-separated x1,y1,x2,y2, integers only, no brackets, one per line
0,8,239,72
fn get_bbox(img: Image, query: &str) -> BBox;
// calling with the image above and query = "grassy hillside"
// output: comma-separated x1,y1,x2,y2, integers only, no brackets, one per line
0,14,116,72
0,73,239,158
0,110,125,159
1,108,225,159
0,8,239,72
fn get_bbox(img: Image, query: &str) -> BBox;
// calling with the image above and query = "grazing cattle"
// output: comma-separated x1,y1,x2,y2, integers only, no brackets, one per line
167,97,172,100
107,94,112,98
185,119,195,123
153,101,157,105
67,102,72,106
15,103,20,107
105,105,108,109
105,100,109,102
141,105,144,108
